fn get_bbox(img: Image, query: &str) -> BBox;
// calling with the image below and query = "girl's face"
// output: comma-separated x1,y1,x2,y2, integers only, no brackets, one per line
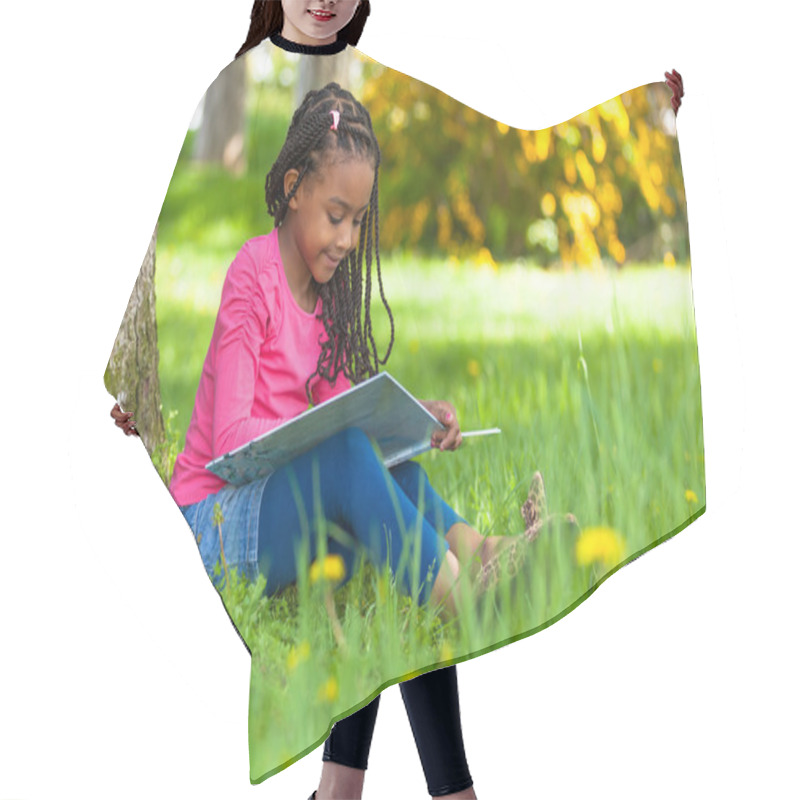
284,156,375,286
281,0,361,46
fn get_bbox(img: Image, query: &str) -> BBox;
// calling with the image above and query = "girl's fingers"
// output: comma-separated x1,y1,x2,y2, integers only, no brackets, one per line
111,404,135,424
440,426,461,450
664,70,684,95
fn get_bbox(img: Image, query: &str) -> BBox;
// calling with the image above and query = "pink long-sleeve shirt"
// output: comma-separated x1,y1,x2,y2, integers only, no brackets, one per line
169,227,352,506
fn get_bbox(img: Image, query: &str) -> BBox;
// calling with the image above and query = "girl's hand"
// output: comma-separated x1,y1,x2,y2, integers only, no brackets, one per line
419,400,462,451
111,402,139,437
665,68,684,115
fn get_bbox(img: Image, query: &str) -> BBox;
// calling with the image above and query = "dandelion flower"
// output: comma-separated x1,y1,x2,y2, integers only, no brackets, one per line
467,359,480,378
575,526,626,568
310,554,346,584
318,676,339,703
409,338,420,354
287,640,311,672
685,489,698,504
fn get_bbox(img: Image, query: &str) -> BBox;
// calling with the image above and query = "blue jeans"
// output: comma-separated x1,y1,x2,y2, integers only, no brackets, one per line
179,427,467,605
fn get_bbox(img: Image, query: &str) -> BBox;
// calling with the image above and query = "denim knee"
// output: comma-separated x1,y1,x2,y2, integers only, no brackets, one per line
325,426,381,474
339,426,378,458
391,459,428,487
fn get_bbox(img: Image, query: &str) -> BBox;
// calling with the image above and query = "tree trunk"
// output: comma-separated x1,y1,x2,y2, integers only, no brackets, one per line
296,52,350,107
104,223,165,459
192,57,248,174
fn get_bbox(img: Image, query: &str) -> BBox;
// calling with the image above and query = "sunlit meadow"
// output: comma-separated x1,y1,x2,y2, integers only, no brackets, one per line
155,204,704,778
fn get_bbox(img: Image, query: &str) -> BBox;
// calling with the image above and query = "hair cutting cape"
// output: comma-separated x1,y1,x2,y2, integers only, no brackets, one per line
105,36,704,784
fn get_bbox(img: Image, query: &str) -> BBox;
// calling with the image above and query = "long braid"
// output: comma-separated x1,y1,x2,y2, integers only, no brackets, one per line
264,83,395,404
235,1,372,60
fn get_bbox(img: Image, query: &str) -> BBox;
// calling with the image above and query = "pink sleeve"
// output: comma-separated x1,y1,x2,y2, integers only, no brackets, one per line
211,246,291,457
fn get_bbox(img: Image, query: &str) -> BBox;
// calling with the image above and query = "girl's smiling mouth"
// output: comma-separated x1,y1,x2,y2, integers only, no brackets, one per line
308,9,335,22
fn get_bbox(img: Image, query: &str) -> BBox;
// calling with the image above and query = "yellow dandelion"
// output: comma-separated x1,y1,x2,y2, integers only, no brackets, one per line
685,489,698,504
409,338,420,354
318,676,339,703
652,358,663,374
287,640,311,672
467,359,480,378
574,526,626,568
310,554,346,584
663,251,676,268
441,641,454,662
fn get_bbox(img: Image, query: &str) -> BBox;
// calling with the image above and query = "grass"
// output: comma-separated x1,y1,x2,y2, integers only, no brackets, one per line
154,236,704,782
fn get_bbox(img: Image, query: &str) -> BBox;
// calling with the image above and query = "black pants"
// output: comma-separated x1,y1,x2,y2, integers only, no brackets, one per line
323,665,473,797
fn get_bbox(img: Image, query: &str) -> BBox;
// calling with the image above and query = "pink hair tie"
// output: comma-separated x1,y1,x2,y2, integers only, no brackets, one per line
330,109,340,131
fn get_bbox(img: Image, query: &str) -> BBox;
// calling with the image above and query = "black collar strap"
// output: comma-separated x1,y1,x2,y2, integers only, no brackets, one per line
269,31,349,55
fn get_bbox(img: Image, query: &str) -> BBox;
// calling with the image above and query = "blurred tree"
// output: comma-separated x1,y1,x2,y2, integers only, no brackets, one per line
104,224,165,460
296,50,350,107
361,64,686,269
193,58,248,174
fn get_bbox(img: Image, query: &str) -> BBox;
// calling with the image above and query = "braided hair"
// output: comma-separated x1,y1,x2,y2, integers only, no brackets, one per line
265,82,394,403
236,1,371,60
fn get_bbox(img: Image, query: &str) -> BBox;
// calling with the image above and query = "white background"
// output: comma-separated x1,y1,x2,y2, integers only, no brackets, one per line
1,1,797,798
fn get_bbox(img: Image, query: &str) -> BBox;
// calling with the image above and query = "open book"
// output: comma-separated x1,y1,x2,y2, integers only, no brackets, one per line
206,371,500,486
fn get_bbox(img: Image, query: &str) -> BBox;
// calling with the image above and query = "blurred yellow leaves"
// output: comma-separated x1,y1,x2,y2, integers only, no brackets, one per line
361,59,683,268
575,150,596,191
599,96,630,138
474,246,497,271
